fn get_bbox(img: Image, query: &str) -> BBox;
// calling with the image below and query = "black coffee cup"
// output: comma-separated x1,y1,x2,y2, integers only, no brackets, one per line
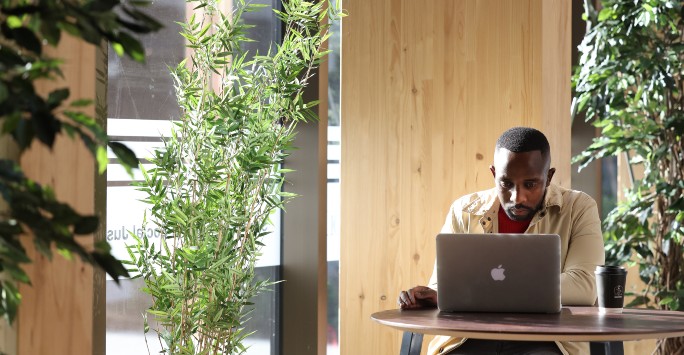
595,265,627,314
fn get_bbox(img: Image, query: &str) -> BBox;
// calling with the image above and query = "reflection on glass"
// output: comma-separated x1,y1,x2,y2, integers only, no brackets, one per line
327,1,342,354
106,279,161,354
107,2,183,121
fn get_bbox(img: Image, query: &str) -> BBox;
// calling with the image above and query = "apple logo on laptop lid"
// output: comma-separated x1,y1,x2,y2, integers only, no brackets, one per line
491,265,506,281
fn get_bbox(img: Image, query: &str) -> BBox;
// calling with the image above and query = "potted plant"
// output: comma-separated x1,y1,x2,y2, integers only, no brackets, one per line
0,0,161,324
127,0,342,353
573,0,684,353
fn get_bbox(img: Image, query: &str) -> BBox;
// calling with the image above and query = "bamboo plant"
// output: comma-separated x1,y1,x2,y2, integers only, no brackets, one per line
127,0,341,353
573,0,684,353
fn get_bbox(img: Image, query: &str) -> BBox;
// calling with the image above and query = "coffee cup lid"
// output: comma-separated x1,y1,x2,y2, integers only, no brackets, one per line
595,265,626,274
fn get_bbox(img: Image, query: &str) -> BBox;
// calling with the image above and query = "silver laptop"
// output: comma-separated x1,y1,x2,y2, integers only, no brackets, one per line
436,233,561,313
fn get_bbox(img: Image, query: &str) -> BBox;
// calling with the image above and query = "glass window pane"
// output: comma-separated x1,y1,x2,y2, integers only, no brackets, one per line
106,1,184,353
327,1,342,353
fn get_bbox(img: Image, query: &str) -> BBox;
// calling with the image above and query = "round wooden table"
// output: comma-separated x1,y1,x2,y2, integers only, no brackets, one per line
371,307,684,342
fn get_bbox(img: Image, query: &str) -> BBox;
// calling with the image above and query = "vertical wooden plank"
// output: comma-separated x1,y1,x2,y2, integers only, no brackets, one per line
340,1,394,353
540,0,572,188
17,36,98,355
340,1,571,354
616,154,657,354
0,103,20,355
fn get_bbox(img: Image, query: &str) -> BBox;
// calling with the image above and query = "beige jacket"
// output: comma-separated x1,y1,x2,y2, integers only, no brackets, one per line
427,184,605,355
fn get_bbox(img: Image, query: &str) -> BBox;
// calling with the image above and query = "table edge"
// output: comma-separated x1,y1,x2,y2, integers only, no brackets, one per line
372,317,684,342
371,307,684,342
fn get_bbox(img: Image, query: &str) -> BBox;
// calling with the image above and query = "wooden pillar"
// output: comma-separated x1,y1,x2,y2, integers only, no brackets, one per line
340,1,570,354
617,154,657,354
17,37,104,355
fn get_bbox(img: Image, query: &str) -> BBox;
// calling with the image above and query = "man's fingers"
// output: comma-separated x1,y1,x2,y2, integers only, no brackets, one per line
420,290,437,299
397,291,407,305
407,290,417,304
398,287,436,309
398,291,416,309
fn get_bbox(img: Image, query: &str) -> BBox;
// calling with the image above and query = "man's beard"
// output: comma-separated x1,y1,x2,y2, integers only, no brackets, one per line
501,191,547,221
504,204,539,221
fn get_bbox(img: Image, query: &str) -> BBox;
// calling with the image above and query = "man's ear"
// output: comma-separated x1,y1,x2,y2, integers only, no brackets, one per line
546,167,556,186
489,165,496,178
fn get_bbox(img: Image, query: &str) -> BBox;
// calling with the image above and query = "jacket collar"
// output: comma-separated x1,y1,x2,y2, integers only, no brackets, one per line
463,183,564,217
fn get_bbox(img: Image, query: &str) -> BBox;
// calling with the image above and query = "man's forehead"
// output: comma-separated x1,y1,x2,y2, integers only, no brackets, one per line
493,148,549,171
493,147,544,161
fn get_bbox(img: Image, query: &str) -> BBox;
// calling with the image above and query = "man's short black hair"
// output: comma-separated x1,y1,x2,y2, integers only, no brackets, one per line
495,127,550,158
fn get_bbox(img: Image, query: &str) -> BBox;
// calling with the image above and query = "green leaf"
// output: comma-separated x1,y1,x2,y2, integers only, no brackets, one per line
0,82,8,103
87,0,119,12
6,16,22,29
111,42,125,57
56,248,73,261
12,27,42,55
31,111,60,148
4,264,30,284
197,23,211,38
95,146,108,174
109,142,139,174
74,216,99,235
2,281,21,323
626,295,650,308
70,99,93,107
598,8,614,22
92,252,129,282
116,32,146,62
40,18,61,45
660,297,674,306
47,88,70,109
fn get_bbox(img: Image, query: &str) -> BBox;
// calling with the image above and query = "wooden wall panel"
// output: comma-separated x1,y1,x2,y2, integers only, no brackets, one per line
340,1,571,354
617,155,657,354
17,36,99,355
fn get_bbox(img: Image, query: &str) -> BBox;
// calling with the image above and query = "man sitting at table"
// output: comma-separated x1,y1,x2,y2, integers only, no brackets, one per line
397,127,605,355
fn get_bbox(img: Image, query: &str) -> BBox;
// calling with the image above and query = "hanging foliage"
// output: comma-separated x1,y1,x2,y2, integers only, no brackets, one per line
0,0,161,323
573,0,684,353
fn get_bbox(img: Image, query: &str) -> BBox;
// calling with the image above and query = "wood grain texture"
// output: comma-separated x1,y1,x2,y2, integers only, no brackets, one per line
0,124,20,355
617,149,657,354
17,35,98,355
340,1,571,354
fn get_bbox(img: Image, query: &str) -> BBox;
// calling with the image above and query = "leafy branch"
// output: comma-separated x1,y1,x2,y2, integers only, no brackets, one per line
573,1,684,353
0,0,162,323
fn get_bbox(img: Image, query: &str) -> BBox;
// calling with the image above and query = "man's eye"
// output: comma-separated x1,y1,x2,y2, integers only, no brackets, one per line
500,181,513,188
525,182,538,188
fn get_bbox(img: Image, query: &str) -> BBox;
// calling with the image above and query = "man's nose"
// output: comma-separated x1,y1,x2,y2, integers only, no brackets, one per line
511,187,527,204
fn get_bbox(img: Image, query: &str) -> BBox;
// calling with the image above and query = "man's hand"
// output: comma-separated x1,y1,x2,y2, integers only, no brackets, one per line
397,286,437,309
